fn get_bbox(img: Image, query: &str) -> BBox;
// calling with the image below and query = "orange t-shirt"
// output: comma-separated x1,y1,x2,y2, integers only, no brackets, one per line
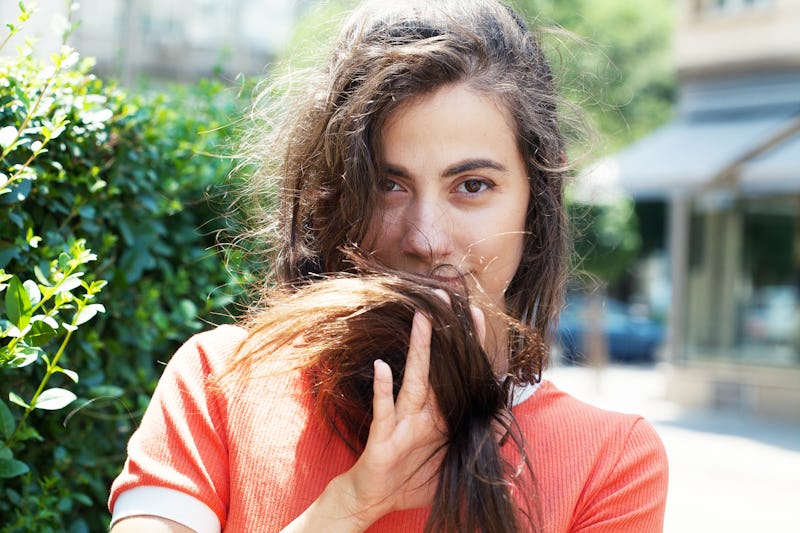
109,325,668,532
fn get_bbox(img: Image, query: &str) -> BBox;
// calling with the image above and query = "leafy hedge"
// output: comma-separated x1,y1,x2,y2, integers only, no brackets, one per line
0,5,245,531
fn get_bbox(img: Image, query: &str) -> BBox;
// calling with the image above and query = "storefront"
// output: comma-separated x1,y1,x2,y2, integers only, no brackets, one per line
609,72,800,421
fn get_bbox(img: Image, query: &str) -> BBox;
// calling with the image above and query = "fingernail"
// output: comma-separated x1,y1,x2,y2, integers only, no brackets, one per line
470,304,484,321
433,288,451,305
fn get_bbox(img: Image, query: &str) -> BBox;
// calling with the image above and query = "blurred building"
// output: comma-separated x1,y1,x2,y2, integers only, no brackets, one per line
0,0,303,83
613,0,800,421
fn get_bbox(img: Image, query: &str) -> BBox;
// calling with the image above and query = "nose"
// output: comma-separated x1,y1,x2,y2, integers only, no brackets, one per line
400,199,455,265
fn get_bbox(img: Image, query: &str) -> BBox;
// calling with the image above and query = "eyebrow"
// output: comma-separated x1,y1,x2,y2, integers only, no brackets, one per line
383,158,509,178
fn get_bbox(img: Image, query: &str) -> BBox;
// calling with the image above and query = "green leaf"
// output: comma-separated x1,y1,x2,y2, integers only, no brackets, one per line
73,493,93,507
0,399,14,439
5,276,32,330
15,424,41,442
0,443,12,460
26,316,59,346
57,495,73,512
12,86,29,107
33,388,77,410
23,279,41,305
8,392,29,409
55,367,79,383
0,126,17,149
0,178,32,205
88,279,108,294
88,385,123,399
69,518,91,533
0,458,29,479
9,343,42,367
55,273,83,294
0,346,12,364
74,303,105,325
0,243,19,269
34,264,51,286
25,227,41,248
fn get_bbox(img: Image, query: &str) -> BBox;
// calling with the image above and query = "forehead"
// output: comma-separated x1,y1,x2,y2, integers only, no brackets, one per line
379,83,522,167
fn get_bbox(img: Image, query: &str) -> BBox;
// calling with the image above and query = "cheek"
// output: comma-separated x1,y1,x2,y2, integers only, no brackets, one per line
362,213,393,254
499,232,526,274
469,225,525,277
490,207,528,279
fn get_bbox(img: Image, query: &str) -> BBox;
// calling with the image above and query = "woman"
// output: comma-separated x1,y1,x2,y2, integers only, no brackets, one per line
108,1,668,531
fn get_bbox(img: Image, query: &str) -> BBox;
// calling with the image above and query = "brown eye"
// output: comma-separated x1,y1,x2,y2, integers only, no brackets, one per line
460,179,487,194
381,179,401,192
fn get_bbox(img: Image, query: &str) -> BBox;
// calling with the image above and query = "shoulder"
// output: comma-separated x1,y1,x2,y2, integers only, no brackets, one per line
183,324,249,359
518,380,668,470
514,381,668,532
162,324,249,376
515,380,663,446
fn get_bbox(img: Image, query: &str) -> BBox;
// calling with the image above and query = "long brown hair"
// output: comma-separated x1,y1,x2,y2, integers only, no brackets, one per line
230,0,571,530
229,269,544,532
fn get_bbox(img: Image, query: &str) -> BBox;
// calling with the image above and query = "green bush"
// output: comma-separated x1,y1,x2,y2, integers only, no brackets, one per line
0,4,245,531
569,199,641,289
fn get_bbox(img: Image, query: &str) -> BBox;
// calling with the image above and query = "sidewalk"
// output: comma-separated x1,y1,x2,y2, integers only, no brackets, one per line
546,363,800,533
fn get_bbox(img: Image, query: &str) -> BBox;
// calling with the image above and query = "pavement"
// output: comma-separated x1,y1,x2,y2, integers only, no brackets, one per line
545,363,800,533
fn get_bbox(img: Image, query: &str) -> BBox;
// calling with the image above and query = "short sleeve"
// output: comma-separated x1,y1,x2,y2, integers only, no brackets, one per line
108,326,245,530
571,418,669,533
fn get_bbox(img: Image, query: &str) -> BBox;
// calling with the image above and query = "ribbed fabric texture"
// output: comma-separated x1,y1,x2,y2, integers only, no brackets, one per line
109,325,668,532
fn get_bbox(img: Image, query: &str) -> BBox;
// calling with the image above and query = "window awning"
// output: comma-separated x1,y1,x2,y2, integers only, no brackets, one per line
739,132,800,194
612,113,797,198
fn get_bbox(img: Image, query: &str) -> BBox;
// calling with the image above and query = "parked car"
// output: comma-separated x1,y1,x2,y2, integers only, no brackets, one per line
555,295,665,364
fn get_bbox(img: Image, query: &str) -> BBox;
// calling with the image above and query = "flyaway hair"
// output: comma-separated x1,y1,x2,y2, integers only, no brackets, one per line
227,271,545,532
240,0,569,358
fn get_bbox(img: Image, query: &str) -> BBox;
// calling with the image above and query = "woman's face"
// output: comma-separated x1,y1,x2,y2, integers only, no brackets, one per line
365,83,530,310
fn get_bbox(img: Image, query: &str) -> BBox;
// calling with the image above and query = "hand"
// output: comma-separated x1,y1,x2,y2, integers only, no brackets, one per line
342,310,445,523
342,298,487,525
282,299,486,532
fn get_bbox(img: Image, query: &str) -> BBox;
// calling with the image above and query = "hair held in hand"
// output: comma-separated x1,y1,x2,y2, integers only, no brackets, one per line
228,270,547,532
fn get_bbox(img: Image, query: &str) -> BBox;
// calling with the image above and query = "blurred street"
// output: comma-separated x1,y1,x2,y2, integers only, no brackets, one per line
546,363,800,533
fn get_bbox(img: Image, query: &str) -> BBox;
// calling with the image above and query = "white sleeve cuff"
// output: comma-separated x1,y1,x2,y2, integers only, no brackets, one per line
111,486,221,533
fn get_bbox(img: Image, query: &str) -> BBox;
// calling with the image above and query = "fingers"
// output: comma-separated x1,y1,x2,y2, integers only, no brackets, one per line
390,289,483,418
370,359,395,442
470,305,486,347
395,311,432,413
432,288,451,305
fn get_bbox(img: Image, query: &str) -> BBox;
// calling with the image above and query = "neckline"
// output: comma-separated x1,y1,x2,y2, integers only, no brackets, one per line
510,381,541,406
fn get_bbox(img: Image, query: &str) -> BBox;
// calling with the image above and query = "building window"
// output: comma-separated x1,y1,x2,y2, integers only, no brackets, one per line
697,0,772,14
738,197,800,365
685,195,800,366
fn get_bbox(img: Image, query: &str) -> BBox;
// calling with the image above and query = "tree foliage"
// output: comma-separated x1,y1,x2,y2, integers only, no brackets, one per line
510,0,676,286
569,200,642,287
0,3,245,531
515,0,675,155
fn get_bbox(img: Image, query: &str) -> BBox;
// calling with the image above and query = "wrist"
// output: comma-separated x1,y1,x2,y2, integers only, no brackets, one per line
326,472,386,531
281,473,385,533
